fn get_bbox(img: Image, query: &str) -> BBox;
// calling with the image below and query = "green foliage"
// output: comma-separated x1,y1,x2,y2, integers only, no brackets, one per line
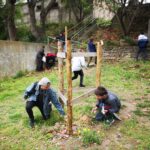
17,26,36,42
122,36,136,46
96,18,112,28
13,70,27,79
0,1,7,40
81,129,101,145
104,40,119,47
46,22,74,41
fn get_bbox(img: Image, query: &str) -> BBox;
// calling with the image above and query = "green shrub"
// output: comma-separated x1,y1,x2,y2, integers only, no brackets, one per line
17,26,36,42
96,18,112,28
122,36,136,46
81,128,101,145
13,70,26,79
104,40,119,47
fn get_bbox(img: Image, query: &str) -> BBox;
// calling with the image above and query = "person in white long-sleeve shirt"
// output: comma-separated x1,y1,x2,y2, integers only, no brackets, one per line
72,55,87,87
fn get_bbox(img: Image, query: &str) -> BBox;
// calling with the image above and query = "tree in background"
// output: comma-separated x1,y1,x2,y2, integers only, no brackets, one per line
99,0,144,36
0,0,7,39
27,0,58,41
62,0,93,22
5,0,17,40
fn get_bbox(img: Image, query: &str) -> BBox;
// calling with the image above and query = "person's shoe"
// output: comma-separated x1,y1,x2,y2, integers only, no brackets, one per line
29,119,35,128
80,84,85,87
106,119,115,126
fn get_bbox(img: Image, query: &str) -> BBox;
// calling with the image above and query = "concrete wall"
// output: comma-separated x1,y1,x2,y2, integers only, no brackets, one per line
0,40,149,78
0,40,51,77
93,0,115,20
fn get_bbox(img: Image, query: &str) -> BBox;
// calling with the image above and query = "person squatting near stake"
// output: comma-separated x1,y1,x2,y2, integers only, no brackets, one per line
24,77,65,128
72,51,87,87
92,86,121,125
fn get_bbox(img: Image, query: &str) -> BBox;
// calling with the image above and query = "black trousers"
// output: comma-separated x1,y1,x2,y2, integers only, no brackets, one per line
26,100,46,121
136,48,147,60
72,70,84,85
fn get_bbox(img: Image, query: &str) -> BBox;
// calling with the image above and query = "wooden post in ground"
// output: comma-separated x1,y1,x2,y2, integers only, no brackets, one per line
58,40,64,106
96,42,103,87
66,38,73,135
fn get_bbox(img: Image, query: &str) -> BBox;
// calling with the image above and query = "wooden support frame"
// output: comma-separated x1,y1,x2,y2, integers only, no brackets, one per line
72,88,96,104
96,42,103,87
57,27,103,135
58,40,65,106
66,37,73,135
57,90,67,105
57,52,97,58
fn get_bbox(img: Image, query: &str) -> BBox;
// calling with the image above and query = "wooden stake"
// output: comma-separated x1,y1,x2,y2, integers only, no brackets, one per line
65,26,68,51
66,39,73,135
96,42,103,87
58,40,64,106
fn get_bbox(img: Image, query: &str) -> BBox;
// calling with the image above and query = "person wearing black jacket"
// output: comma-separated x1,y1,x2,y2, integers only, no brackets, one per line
36,46,45,71
92,86,121,124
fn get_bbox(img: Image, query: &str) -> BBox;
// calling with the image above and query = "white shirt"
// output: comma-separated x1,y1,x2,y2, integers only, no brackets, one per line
138,34,148,41
72,57,86,72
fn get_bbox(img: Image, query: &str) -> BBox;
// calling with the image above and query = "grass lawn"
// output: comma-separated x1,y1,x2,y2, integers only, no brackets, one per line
0,60,150,150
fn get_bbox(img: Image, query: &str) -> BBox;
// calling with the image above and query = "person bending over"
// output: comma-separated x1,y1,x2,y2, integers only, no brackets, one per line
24,77,65,128
92,86,121,124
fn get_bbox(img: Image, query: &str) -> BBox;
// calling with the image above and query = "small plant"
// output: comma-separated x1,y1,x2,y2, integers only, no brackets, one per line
81,128,101,145
13,70,26,79
122,36,136,46
104,40,119,47
96,18,112,28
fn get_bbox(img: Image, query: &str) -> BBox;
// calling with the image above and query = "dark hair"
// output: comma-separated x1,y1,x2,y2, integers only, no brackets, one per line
94,86,108,96
90,38,93,42
140,32,144,35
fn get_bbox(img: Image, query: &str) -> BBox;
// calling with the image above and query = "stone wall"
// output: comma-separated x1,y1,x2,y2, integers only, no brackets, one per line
0,40,149,78
103,46,150,60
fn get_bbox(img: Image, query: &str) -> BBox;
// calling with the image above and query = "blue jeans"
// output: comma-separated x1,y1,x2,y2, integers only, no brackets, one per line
95,111,114,121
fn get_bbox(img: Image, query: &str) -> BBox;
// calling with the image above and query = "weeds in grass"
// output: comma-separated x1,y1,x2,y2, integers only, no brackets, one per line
13,70,27,79
81,128,101,145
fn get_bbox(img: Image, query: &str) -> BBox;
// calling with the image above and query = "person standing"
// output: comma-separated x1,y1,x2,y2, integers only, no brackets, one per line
24,77,65,128
136,32,149,61
36,46,45,71
87,38,97,67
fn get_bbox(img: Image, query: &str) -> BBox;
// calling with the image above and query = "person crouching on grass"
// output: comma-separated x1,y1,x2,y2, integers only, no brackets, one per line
24,77,65,128
92,86,121,125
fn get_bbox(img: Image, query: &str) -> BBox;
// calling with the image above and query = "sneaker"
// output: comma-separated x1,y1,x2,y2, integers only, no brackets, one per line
29,119,35,128
80,84,85,87
105,119,115,126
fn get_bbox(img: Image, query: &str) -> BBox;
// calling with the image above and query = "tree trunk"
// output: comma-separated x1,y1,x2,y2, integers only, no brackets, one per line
40,0,56,35
6,0,16,40
148,19,150,39
27,0,42,41
116,13,127,36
